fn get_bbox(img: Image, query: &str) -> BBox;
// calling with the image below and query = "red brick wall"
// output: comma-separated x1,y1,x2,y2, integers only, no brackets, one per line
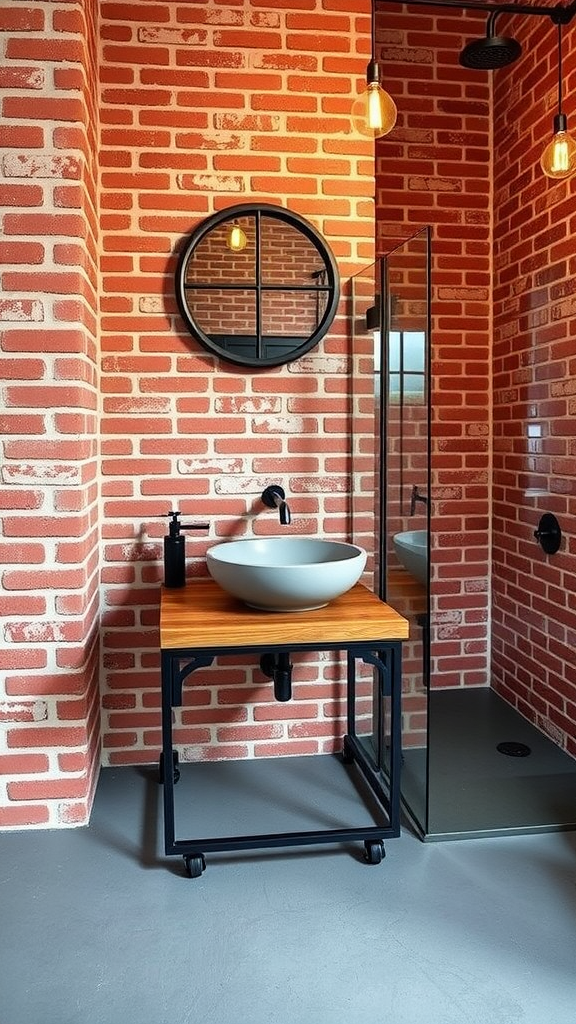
491,12,576,757
0,0,374,826
0,1,101,826
97,1,374,767
376,2,492,692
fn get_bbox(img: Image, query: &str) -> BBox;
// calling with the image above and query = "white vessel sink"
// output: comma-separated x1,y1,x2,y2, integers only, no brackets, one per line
392,530,427,586
206,537,367,612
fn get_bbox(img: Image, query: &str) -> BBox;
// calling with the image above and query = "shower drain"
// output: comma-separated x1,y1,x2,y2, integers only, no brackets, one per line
496,741,531,757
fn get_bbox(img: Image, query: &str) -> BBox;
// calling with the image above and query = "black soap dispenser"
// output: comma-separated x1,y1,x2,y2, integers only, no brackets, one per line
162,511,209,588
163,511,186,588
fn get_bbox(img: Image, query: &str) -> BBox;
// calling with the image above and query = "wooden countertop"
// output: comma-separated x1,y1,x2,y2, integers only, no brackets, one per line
160,579,409,650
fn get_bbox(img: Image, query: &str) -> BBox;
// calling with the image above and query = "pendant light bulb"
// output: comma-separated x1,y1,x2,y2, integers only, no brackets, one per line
541,22,576,180
352,60,397,139
540,114,576,179
227,220,247,252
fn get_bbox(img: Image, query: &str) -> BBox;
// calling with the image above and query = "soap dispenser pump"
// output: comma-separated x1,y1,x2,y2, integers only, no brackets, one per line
161,511,209,588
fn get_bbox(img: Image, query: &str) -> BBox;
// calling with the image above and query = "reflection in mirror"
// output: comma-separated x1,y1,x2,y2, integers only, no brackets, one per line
260,217,323,286
226,220,248,252
260,290,322,339
192,289,257,340
184,217,256,285
175,204,340,368
389,331,426,402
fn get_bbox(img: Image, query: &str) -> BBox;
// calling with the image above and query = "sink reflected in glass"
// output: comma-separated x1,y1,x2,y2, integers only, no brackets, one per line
392,530,427,586
206,537,367,612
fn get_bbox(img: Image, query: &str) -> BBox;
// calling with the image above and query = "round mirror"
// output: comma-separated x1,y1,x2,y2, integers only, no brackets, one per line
175,204,340,368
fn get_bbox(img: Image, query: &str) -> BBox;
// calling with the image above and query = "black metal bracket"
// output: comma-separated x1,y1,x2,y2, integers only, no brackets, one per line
378,0,576,23
549,4,576,24
358,650,392,697
534,512,562,555
171,654,215,706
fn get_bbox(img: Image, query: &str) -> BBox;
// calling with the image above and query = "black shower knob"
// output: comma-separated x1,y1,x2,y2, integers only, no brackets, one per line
534,513,562,555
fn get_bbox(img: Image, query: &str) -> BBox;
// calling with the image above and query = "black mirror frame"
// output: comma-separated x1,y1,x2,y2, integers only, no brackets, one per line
175,203,340,369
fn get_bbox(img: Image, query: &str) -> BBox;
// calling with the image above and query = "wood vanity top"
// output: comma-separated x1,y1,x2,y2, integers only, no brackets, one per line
160,579,409,650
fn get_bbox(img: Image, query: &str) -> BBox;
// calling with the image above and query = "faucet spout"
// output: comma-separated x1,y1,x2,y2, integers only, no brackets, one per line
279,500,291,526
261,485,292,526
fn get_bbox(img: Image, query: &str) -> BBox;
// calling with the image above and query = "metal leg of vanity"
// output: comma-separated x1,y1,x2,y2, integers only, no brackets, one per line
160,638,403,878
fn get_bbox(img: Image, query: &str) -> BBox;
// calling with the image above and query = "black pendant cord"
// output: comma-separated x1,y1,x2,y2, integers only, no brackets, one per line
367,0,379,83
553,20,557,115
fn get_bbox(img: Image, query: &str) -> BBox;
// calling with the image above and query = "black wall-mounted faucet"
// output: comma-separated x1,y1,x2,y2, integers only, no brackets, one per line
261,485,291,526
410,485,428,516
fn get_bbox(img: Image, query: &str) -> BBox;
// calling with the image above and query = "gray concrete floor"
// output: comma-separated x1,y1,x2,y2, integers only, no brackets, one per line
1,757,576,1024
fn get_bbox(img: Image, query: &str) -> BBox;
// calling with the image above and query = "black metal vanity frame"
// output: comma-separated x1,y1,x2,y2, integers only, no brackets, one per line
160,638,402,878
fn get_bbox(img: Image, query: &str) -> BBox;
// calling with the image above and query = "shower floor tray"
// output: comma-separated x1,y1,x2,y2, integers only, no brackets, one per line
401,687,576,841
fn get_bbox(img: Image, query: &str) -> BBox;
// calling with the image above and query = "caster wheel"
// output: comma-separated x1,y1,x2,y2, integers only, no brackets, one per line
184,854,206,878
159,750,180,785
364,840,385,865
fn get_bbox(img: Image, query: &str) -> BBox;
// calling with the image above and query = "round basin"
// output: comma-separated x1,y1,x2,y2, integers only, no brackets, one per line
206,538,367,612
392,530,427,586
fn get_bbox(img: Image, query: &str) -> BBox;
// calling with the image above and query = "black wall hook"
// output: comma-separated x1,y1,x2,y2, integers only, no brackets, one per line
534,512,562,554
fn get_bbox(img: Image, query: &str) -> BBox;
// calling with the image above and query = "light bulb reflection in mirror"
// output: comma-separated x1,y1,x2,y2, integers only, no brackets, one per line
226,221,248,252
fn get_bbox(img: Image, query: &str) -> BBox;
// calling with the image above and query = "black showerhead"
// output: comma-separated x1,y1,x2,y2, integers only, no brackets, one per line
459,34,522,70
459,10,522,71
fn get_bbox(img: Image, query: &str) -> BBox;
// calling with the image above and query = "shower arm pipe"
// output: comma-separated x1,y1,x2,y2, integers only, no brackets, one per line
377,0,576,25
486,10,502,34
